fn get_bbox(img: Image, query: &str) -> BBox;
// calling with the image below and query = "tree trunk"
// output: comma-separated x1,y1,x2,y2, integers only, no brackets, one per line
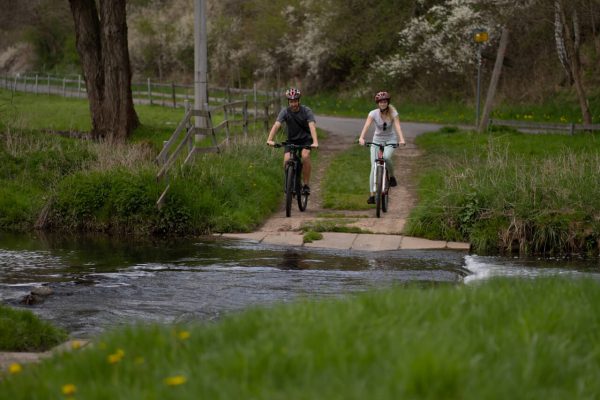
69,0,139,141
556,1,593,124
478,28,510,132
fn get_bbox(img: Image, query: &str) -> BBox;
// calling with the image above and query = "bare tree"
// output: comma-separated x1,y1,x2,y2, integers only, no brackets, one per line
69,0,139,141
555,0,592,124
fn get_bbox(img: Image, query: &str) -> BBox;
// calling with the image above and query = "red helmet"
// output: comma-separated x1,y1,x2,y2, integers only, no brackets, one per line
285,87,301,100
374,91,391,103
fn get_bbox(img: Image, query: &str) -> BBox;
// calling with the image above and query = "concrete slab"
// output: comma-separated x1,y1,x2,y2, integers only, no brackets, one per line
348,218,406,234
221,232,267,242
352,234,402,251
262,232,304,247
304,232,357,250
400,236,449,250
446,241,471,251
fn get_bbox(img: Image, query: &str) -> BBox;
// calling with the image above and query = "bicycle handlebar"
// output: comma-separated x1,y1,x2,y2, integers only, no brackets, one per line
270,142,314,150
363,142,400,148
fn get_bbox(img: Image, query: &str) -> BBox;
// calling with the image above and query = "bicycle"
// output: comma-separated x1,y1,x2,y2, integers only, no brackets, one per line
364,142,398,218
272,142,312,217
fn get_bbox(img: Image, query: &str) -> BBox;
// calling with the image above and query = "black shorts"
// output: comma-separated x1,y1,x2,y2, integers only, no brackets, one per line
284,138,313,153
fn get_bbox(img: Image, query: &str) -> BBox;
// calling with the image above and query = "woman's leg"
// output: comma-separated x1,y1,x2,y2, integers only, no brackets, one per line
383,146,395,177
369,145,377,194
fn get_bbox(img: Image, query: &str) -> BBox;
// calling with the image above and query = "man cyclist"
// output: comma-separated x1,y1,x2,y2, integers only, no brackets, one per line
266,87,319,194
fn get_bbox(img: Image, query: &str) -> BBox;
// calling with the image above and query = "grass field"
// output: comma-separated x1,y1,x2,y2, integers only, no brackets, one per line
2,277,600,399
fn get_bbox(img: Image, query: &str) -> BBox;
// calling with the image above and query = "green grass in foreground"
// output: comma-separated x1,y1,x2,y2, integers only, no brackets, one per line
0,305,67,352
2,278,600,398
405,127,600,255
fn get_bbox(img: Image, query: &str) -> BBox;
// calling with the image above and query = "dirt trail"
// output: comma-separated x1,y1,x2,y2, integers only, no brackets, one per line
258,129,422,235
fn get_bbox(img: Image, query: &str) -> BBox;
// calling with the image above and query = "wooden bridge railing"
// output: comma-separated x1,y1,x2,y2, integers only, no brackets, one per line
488,119,600,135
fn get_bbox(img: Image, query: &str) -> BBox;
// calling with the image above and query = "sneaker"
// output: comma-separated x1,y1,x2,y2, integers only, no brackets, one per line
389,176,397,187
367,196,375,204
302,184,310,195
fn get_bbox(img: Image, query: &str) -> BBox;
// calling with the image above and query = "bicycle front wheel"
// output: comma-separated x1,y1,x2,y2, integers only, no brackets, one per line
382,171,389,213
375,165,384,218
285,165,295,217
297,169,308,212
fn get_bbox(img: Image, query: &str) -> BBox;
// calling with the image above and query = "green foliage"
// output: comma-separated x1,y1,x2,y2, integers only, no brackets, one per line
303,230,323,243
3,278,600,398
0,305,67,352
405,128,600,255
322,145,372,210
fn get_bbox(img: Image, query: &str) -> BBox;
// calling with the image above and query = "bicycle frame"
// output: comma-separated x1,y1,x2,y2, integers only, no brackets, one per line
364,142,397,217
273,142,311,217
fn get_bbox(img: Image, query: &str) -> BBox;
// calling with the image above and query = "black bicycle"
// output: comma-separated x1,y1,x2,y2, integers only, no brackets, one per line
272,142,311,217
364,142,398,218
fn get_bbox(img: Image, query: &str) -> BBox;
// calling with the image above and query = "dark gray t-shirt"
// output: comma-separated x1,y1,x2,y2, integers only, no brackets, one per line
276,105,315,142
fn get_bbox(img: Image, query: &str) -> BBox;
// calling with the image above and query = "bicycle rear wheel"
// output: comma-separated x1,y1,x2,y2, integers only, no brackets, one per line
285,164,295,217
375,165,384,218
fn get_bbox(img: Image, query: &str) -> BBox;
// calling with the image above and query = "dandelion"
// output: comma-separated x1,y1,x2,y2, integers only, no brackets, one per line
62,384,77,396
107,348,125,364
177,330,191,341
164,375,187,386
71,340,84,350
9,363,22,374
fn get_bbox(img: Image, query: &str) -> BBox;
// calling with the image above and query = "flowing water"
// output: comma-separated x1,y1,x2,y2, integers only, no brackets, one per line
0,231,598,338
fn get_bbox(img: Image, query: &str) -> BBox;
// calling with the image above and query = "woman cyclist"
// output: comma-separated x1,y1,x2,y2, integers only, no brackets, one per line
358,91,406,204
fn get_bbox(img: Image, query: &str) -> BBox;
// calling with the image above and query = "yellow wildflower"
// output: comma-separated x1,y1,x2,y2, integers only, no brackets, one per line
107,349,125,364
71,340,84,350
62,384,77,396
9,363,22,374
164,375,187,386
177,330,191,341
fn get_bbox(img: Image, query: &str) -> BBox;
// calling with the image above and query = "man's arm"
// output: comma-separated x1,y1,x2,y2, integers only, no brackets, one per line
309,121,318,147
266,121,282,146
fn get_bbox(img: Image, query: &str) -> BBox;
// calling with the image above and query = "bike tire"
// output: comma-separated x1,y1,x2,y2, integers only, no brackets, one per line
375,165,384,218
285,164,295,217
297,169,308,212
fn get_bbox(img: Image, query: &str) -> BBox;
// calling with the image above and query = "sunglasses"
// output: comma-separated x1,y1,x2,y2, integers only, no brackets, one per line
383,122,387,131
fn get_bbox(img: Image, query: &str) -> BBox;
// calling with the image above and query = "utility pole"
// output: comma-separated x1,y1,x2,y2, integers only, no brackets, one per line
194,0,208,131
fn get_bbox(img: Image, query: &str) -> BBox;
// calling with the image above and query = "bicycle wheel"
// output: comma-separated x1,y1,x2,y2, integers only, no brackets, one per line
375,165,384,218
285,164,295,217
382,170,389,213
297,166,308,211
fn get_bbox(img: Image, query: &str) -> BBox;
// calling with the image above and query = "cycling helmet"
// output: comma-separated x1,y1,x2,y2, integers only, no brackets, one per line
285,87,301,100
374,91,391,103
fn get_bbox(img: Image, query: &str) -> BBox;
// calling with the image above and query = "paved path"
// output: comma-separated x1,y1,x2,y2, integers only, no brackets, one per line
222,115,470,252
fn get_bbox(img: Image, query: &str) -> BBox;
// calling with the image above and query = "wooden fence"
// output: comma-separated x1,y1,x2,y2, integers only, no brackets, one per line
0,73,280,110
488,119,600,134
155,96,281,208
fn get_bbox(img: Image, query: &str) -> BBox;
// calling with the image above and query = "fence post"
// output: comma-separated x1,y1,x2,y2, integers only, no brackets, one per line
569,123,575,136
253,82,258,132
35,74,39,95
12,74,17,95
243,95,248,138
47,75,51,96
78,75,82,98
171,82,176,108
147,78,153,105
62,77,67,97
184,100,194,153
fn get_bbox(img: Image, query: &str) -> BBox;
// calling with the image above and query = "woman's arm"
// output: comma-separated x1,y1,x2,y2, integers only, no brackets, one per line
393,116,406,145
358,115,373,145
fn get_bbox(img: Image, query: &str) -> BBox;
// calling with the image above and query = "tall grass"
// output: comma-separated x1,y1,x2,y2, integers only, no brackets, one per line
0,89,283,234
2,278,600,398
405,129,600,255
0,305,67,352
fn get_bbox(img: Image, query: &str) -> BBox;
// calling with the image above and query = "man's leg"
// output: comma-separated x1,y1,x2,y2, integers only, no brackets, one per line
301,148,311,186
